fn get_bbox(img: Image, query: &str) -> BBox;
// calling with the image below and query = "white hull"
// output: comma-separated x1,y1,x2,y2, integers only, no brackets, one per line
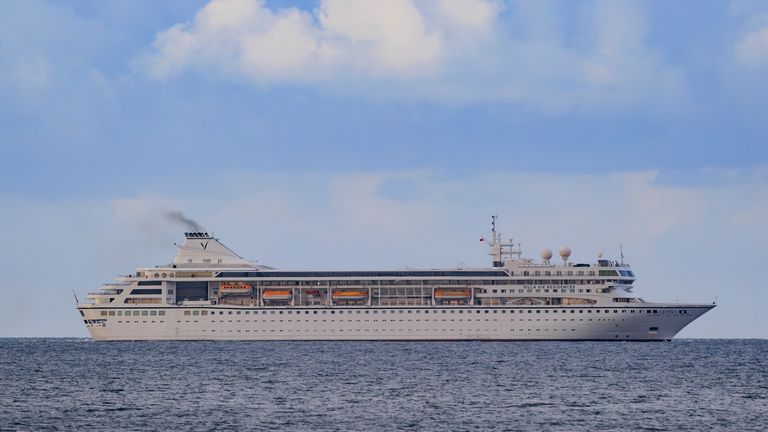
78,227,716,341
81,304,713,342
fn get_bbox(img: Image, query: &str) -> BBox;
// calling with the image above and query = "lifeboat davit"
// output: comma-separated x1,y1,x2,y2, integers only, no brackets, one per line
331,290,368,300
262,290,292,301
219,282,252,294
434,289,471,299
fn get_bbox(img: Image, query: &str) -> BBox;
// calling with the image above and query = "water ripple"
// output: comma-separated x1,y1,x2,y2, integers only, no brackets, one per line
0,339,766,431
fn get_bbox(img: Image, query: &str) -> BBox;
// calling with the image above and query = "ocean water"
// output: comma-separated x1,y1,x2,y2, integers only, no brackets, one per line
0,339,765,431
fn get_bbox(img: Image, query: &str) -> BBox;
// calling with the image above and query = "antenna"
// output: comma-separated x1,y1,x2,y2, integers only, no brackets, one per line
491,215,498,245
620,243,624,265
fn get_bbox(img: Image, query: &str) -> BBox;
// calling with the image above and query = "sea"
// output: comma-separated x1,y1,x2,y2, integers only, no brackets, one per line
0,339,765,431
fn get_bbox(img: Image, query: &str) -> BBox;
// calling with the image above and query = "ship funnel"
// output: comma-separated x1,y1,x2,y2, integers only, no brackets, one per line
173,232,250,267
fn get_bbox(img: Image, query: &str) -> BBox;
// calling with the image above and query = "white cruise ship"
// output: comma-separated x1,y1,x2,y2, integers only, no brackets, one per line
77,218,715,341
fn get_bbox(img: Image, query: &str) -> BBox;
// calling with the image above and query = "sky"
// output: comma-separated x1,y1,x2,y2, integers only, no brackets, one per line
1,0,767,338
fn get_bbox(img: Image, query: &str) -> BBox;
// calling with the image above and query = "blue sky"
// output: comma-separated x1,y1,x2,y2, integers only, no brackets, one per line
1,0,767,338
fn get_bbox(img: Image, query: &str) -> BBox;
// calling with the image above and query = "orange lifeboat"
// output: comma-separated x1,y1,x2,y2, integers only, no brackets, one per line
262,290,292,301
219,282,252,294
331,290,368,300
434,289,471,299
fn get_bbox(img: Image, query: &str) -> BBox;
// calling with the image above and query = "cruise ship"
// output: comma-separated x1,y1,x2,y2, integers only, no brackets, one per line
77,217,715,341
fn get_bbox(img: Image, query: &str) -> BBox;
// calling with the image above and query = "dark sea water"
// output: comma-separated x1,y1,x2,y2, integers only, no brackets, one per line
0,339,766,431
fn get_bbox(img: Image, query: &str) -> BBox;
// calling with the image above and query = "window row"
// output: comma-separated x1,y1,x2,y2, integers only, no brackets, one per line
179,308,663,316
98,308,679,317
100,310,166,316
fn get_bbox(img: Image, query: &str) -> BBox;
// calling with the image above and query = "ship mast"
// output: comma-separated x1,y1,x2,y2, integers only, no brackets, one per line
487,215,521,268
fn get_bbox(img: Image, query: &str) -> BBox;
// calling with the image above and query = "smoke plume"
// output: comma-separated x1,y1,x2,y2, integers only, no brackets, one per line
165,210,204,232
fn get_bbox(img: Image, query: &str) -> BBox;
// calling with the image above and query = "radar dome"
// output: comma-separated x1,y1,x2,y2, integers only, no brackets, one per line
559,246,572,260
540,248,553,261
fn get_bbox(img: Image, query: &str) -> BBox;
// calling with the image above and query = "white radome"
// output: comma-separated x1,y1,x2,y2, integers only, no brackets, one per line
540,248,553,261
559,246,572,259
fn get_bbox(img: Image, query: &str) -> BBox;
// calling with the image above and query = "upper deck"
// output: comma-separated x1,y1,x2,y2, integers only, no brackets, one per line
83,222,648,310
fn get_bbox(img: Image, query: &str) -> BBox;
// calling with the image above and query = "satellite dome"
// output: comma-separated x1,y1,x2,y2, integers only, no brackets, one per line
540,248,553,261
559,246,572,259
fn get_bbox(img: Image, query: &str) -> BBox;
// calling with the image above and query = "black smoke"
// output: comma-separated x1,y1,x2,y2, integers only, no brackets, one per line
165,210,204,232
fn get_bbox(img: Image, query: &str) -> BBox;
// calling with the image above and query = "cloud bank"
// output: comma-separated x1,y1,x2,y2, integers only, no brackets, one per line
140,0,684,110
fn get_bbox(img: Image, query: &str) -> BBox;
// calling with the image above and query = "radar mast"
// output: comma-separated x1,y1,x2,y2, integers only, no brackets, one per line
486,215,521,267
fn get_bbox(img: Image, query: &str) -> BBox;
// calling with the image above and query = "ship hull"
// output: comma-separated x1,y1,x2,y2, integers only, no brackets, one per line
80,304,714,342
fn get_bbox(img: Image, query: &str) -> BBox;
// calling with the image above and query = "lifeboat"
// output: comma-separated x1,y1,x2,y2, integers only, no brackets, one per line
331,290,368,301
219,282,252,294
262,290,292,301
434,289,471,299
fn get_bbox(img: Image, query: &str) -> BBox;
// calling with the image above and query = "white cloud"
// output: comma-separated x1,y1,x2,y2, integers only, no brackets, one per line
143,0,457,81
316,0,441,76
429,0,503,34
731,1,768,67
139,0,683,111
735,24,768,67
